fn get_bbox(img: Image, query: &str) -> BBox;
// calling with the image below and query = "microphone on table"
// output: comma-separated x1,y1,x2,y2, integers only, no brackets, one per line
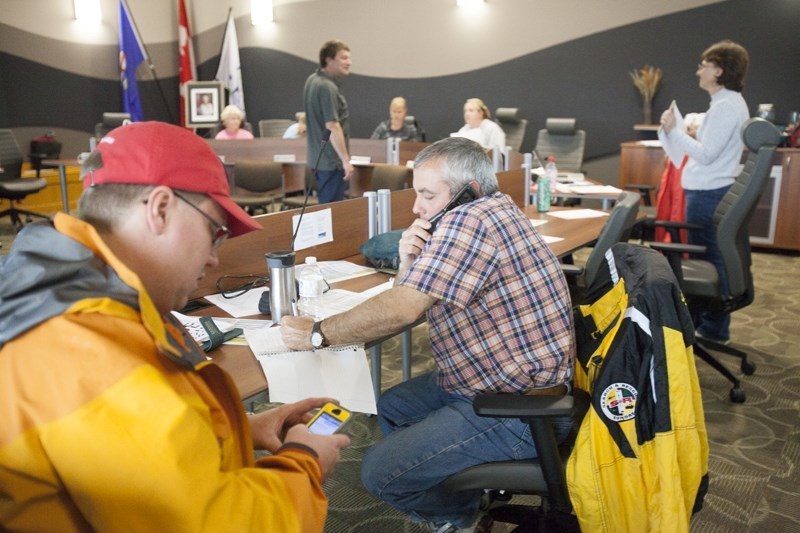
260,128,332,318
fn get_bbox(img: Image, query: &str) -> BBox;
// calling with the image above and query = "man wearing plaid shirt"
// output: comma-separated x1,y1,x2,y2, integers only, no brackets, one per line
281,137,575,532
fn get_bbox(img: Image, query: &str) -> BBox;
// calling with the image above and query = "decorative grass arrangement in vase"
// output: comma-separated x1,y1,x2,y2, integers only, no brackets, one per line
630,65,663,125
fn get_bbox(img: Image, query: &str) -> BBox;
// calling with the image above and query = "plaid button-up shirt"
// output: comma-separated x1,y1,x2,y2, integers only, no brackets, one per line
399,193,574,396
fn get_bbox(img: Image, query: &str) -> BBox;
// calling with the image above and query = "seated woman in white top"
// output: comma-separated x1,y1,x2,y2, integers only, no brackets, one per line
215,105,254,140
452,98,506,150
283,112,307,139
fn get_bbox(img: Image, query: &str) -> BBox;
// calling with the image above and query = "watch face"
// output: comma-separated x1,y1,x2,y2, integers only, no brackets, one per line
311,331,324,348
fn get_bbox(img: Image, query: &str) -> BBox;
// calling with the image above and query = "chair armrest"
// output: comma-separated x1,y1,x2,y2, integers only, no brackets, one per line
648,241,706,256
652,220,703,231
624,183,656,206
560,264,583,277
648,241,706,284
472,393,574,419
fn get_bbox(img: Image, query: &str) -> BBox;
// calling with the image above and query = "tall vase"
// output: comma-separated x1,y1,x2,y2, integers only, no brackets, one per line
642,98,653,125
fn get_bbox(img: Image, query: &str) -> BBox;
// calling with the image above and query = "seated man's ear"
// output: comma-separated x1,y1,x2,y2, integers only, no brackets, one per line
470,180,481,196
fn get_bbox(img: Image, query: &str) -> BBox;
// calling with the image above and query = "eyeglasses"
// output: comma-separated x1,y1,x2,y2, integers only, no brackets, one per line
173,191,231,249
697,62,716,70
216,274,269,299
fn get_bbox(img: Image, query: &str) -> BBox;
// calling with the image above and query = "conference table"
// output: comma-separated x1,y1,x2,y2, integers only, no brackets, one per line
199,203,610,402
531,174,625,210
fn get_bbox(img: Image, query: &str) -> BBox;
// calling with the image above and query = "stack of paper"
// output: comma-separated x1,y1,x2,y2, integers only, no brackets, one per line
245,326,377,414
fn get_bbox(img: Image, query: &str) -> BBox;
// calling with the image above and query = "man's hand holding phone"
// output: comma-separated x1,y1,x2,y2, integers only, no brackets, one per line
398,220,433,271
248,397,350,480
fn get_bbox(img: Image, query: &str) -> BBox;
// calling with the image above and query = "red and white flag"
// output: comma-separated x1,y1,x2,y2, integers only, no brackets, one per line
178,0,196,128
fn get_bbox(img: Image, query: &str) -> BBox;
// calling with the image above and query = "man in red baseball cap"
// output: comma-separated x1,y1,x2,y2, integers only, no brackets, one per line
0,121,349,531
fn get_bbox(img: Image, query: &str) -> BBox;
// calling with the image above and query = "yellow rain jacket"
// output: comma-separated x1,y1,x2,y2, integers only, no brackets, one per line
0,214,327,532
566,244,709,533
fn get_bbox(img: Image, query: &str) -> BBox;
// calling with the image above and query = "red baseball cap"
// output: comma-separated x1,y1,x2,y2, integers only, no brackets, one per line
83,121,261,237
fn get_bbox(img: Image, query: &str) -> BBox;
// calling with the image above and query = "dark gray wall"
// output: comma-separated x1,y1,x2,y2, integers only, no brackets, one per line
2,0,798,160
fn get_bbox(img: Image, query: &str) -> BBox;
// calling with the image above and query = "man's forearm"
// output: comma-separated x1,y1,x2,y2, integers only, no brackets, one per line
326,122,350,166
322,286,432,345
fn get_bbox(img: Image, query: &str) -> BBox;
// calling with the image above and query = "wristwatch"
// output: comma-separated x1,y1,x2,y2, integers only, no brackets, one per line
310,320,328,349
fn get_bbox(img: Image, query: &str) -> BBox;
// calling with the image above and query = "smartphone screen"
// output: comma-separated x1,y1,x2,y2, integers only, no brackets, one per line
307,412,345,435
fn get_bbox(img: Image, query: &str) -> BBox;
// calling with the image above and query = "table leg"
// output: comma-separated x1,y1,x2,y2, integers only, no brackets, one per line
370,344,382,400
58,165,69,213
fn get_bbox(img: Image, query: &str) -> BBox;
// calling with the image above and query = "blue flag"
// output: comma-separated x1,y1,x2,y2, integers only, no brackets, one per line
119,0,146,122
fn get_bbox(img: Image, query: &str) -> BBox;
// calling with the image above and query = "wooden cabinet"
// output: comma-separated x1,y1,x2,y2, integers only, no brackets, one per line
619,142,800,252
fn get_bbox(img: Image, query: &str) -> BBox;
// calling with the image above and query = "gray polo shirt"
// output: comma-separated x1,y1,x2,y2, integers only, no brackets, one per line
303,69,349,171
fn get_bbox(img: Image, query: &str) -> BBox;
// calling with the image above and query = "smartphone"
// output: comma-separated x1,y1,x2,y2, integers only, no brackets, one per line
427,183,478,234
306,403,352,435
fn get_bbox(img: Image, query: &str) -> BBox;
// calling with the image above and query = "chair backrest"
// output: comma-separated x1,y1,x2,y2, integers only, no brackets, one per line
94,112,131,139
0,129,24,181
494,107,528,152
259,119,293,138
583,190,640,287
230,160,284,193
404,115,426,142
534,118,586,172
714,117,781,301
371,165,412,191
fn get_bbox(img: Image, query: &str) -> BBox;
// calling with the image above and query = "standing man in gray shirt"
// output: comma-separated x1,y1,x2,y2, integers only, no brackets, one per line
303,39,354,203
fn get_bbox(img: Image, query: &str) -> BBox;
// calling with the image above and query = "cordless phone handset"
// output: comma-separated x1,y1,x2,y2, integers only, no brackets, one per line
426,183,478,234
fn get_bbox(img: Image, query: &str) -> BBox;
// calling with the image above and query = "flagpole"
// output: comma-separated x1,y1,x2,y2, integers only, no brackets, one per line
121,0,175,124
218,7,233,61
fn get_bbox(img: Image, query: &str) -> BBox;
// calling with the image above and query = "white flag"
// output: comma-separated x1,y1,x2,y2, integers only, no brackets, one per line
214,10,245,111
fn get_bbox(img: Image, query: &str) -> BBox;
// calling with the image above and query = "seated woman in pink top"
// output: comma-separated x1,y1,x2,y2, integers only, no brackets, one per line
215,105,254,140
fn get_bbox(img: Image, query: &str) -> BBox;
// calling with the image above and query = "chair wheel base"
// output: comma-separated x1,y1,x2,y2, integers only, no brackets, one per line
729,387,746,403
741,360,756,375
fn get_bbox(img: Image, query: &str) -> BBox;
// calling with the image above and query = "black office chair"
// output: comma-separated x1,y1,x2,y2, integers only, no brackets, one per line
649,117,781,403
534,118,586,173
227,160,285,215
281,167,318,210
94,112,131,139
404,115,426,142
443,243,707,532
495,107,528,152
0,129,49,227
258,119,293,138
561,190,640,295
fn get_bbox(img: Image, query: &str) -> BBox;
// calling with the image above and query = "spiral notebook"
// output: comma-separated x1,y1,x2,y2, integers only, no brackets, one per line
245,326,377,414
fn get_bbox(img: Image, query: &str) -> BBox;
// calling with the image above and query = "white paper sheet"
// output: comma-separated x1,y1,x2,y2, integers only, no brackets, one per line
541,235,564,244
568,184,623,195
172,311,272,346
547,209,610,220
296,260,377,284
246,326,377,414
204,288,269,318
292,208,334,251
658,100,687,167
529,218,548,227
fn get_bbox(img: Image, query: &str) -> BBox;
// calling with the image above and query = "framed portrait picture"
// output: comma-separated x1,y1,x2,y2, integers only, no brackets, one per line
186,81,223,128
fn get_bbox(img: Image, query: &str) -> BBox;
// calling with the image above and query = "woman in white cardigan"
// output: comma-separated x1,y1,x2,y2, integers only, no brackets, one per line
453,98,506,151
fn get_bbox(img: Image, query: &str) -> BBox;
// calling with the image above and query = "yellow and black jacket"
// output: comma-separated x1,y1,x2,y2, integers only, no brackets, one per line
0,214,327,532
566,243,709,533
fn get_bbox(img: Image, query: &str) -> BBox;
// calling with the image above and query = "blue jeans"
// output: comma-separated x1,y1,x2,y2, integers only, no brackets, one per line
685,186,731,341
360,372,572,528
315,168,347,204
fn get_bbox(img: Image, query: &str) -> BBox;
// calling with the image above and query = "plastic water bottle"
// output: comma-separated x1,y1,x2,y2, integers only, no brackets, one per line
545,156,558,196
297,256,325,320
